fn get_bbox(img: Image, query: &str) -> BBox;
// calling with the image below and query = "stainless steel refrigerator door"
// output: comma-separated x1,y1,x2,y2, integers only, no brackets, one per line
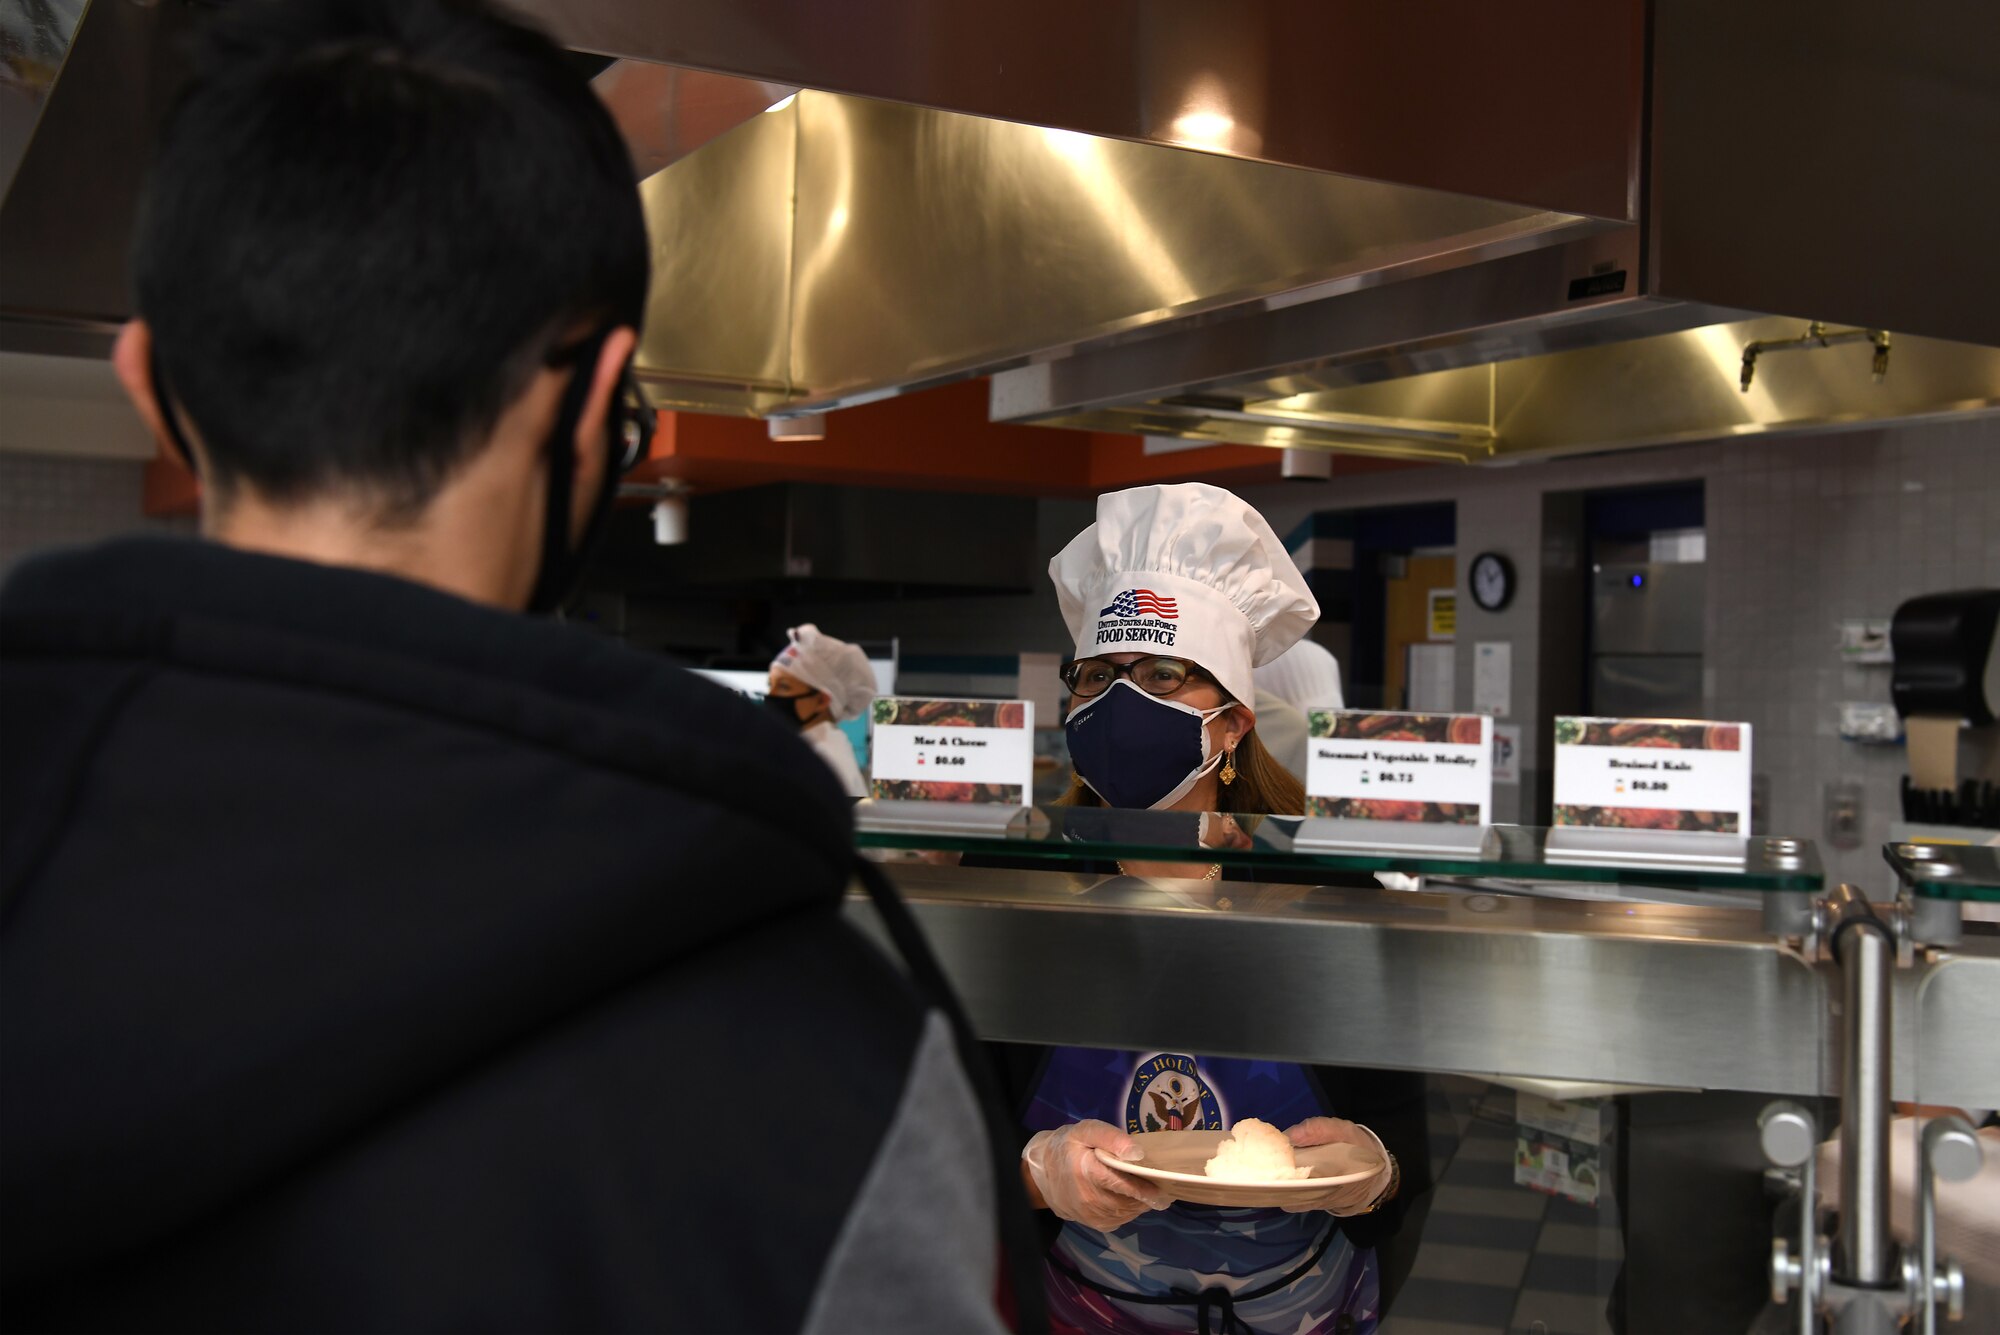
1592,654,1705,718
1593,563,1706,654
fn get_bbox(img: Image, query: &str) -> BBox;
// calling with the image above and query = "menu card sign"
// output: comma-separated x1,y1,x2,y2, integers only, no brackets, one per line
1514,1093,1605,1207
1552,717,1752,834
868,698,1034,805
1305,710,1493,825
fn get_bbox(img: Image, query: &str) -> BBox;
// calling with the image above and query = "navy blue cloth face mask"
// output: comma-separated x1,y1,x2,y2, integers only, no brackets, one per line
1063,678,1233,810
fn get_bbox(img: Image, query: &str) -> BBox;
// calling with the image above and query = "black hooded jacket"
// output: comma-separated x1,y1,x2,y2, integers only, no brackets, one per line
0,538,1006,1333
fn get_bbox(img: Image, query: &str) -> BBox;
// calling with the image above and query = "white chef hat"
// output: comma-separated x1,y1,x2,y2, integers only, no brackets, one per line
1254,637,1346,713
770,624,876,721
1048,483,1319,708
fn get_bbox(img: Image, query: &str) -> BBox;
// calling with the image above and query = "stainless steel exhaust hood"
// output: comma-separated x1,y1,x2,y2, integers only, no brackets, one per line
991,306,2000,464
986,233,2000,462
6,0,1994,465
627,89,1594,418
584,0,1998,460
981,0,2000,461
0,0,798,359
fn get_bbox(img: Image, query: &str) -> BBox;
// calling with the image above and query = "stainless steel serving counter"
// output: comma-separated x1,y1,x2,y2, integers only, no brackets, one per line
845,864,2000,1110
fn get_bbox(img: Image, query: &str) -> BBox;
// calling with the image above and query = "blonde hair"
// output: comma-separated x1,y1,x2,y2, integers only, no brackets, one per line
1057,725,1305,816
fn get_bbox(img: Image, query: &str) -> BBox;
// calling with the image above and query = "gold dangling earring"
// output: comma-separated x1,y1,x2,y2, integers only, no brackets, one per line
1220,749,1237,786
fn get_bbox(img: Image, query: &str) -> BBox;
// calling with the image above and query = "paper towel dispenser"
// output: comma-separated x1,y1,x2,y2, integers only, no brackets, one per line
1891,590,2000,726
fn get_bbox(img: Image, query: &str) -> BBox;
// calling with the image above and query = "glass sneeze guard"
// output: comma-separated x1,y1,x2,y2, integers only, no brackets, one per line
854,801,1826,893
1884,840,2000,901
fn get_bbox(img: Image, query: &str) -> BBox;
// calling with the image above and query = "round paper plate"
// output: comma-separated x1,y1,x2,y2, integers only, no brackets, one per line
1096,1130,1383,1208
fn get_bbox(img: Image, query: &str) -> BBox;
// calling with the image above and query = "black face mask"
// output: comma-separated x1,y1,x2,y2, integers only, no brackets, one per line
528,330,649,614
147,342,201,473
763,691,812,730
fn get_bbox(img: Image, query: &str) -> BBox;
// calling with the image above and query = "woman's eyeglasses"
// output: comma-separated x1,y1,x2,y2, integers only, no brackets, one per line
1060,655,1217,699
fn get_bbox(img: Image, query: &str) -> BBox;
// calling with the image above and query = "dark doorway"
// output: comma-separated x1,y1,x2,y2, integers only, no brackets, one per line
1352,504,1456,710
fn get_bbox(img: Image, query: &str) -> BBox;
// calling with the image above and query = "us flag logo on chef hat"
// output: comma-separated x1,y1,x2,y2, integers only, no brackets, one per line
1100,589,1178,620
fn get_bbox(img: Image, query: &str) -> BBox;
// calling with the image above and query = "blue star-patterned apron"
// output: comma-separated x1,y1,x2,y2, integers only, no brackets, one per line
1026,1046,1378,1335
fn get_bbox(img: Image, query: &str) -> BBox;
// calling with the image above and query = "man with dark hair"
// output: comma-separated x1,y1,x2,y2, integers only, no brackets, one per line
0,3,1023,1330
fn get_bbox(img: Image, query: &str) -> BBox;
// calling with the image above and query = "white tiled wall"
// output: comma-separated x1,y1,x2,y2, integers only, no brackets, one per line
1701,422,1999,887
1239,416,2000,886
0,455,191,582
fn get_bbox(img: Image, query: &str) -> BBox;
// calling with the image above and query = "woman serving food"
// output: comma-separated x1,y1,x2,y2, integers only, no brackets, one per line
1006,483,1422,1335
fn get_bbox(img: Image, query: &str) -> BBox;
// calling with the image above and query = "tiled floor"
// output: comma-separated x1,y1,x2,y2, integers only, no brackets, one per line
1382,1079,1621,1335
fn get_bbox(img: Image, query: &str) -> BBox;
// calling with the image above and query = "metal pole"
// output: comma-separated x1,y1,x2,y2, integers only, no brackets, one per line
1760,1101,1822,1335
1799,1139,1820,1335
1835,911,1894,1288
1921,1119,1939,1335
1920,1116,1983,1335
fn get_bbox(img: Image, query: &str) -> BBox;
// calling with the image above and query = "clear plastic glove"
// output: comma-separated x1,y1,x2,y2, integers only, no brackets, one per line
1280,1117,1395,1215
1022,1119,1174,1231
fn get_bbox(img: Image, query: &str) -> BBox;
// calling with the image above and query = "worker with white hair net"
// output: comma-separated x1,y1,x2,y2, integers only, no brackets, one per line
768,624,876,797
1252,637,1347,785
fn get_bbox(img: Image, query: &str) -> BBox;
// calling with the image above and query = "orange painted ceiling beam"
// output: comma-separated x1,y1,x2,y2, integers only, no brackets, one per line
145,375,1416,517
631,377,1413,497
629,379,1097,495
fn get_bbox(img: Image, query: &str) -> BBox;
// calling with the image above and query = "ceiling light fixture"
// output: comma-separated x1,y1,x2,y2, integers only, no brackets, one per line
768,412,827,442
1170,109,1236,151
651,496,689,545
1280,447,1333,482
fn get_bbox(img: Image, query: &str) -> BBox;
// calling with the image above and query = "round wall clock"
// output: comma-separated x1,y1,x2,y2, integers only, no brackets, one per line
1470,551,1515,612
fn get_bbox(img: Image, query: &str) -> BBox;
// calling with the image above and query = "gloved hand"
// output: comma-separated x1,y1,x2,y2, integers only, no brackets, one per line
1022,1119,1174,1231
1279,1117,1395,1215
